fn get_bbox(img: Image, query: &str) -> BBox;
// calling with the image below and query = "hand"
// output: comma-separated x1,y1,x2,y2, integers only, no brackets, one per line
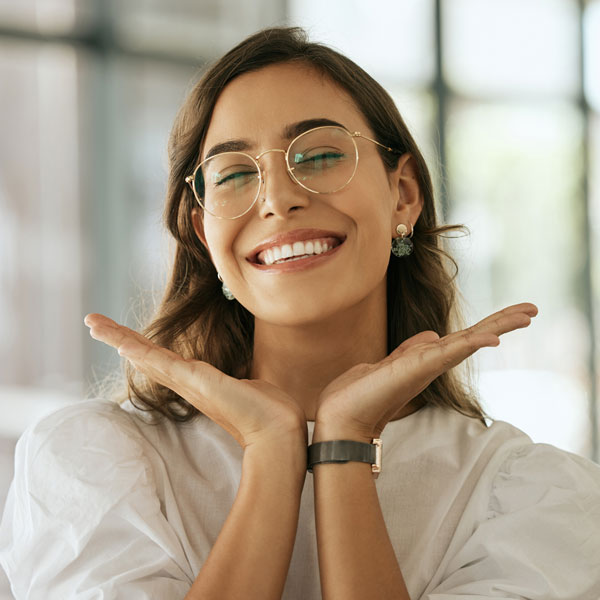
84,313,308,450
314,302,539,441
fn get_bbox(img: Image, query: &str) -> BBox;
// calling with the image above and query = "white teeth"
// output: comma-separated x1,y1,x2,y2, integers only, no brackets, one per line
293,241,305,257
256,237,342,265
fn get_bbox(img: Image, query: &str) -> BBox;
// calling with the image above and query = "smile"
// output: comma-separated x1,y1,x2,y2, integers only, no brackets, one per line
256,237,342,266
247,238,345,272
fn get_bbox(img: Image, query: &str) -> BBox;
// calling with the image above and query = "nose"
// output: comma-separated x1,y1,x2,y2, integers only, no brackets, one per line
256,149,310,218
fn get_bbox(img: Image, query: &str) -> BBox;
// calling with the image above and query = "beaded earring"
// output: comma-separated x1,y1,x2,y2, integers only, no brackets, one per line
217,273,235,301
391,222,414,258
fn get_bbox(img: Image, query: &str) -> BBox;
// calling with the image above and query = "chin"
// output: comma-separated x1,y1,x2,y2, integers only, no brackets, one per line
251,295,360,328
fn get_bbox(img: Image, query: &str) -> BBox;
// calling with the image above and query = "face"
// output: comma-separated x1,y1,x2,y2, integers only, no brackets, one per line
192,62,421,327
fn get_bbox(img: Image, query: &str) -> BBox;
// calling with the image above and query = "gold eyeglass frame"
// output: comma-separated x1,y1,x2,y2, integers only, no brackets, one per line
184,125,400,220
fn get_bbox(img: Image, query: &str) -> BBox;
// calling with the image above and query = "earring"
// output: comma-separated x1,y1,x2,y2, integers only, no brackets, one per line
391,222,414,258
217,273,235,301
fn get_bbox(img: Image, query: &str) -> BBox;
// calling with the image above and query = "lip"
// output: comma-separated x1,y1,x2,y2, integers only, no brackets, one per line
247,239,345,273
247,228,347,263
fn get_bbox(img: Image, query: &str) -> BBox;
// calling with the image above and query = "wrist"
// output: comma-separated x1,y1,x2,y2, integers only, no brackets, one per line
243,432,308,481
308,428,383,478
312,418,376,445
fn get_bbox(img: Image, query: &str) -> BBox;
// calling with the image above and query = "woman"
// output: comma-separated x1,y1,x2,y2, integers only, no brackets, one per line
1,26,599,600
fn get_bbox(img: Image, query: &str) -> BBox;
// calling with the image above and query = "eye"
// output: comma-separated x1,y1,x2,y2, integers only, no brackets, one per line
293,148,346,172
211,167,258,188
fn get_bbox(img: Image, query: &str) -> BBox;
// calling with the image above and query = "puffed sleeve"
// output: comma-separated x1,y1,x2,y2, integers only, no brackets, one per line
0,401,193,599
427,443,600,599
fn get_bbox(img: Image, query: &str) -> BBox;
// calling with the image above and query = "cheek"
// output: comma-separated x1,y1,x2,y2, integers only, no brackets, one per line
204,224,237,275
352,186,394,261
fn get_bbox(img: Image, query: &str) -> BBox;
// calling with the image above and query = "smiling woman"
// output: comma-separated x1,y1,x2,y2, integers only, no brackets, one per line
1,26,599,600
128,32,484,425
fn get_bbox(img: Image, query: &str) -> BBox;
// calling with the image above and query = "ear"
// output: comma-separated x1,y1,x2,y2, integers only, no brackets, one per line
389,153,423,233
191,206,213,260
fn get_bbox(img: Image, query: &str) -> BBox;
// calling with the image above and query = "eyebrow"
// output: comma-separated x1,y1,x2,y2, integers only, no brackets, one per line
283,118,346,140
203,118,348,160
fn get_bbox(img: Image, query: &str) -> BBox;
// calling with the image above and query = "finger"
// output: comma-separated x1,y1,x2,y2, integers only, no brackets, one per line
85,313,155,354
84,315,237,427
475,303,538,329
428,306,536,371
466,307,535,338
389,331,440,359
405,330,498,384
490,302,538,317
440,304,537,347
85,314,194,393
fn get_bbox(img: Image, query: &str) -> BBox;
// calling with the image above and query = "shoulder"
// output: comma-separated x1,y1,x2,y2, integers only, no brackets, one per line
431,439,600,598
23,397,144,445
390,404,533,469
0,400,194,597
13,399,156,525
488,440,600,518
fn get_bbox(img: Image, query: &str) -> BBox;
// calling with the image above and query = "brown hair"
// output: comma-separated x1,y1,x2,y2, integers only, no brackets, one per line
113,26,488,425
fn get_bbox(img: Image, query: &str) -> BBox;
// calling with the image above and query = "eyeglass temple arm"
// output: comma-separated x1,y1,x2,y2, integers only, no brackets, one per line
351,132,401,154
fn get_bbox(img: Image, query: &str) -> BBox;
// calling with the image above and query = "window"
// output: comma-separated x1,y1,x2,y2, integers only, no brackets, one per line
1,0,597,461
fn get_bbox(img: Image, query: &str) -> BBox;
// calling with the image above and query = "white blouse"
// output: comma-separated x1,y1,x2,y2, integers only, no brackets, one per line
1,399,599,599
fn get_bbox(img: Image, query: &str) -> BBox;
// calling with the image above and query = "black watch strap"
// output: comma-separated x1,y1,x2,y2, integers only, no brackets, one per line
307,439,382,478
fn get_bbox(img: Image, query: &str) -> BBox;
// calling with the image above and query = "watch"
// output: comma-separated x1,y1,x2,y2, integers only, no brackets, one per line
307,438,383,478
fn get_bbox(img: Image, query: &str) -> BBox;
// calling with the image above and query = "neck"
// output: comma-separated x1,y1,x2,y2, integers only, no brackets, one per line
250,281,415,422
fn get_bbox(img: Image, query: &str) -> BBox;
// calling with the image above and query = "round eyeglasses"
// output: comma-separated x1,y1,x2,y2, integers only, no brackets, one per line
185,125,400,219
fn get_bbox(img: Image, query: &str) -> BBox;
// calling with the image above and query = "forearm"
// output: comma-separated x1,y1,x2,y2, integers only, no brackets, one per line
185,437,306,600
312,422,411,600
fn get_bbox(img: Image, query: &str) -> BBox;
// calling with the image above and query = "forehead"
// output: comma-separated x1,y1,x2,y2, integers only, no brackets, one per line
203,63,371,153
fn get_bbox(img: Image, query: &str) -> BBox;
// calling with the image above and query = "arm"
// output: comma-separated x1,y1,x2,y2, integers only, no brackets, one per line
185,432,306,600
84,314,311,599
310,304,538,598
311,421,411,600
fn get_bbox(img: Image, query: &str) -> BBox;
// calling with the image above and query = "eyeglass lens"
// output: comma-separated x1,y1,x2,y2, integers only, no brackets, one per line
193,127,357,219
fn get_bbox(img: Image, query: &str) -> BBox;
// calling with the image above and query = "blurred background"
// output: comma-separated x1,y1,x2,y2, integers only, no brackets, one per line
0,0,599,594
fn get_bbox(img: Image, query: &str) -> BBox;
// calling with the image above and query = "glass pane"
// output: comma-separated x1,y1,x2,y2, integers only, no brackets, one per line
77,55,196,370
287,0,435,86
112,0,285,59
0,40,83,394
444,0,579,97
114,58,194,299
591,112,600,443
585,0,600,112
446,100,592,456
0,0,95,34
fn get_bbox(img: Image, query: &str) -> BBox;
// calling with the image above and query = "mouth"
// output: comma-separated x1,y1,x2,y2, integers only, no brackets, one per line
249,235,346,266
247,236,346,272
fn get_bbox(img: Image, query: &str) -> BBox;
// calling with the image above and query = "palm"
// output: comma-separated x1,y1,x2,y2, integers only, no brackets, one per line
84,313,308,449
316,303,538,438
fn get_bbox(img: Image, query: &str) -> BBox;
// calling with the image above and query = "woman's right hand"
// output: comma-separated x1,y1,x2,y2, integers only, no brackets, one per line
84,313,308,450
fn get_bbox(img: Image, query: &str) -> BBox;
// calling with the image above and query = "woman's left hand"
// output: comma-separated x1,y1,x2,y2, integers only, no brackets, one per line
314,302,538,441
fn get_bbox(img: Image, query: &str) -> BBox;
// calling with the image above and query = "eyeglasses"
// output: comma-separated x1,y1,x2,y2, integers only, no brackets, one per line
185,125,400,220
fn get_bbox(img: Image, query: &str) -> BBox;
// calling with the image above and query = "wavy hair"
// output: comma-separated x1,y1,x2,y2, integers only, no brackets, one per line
110,26,488,425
